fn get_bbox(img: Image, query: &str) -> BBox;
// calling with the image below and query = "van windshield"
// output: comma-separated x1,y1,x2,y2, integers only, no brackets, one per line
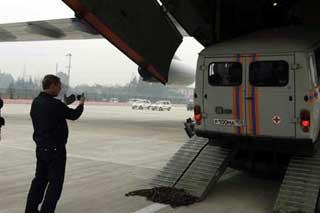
208,62,242,86
249,61,289,87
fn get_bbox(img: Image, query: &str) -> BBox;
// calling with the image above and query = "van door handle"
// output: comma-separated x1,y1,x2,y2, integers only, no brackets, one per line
245,97,253,100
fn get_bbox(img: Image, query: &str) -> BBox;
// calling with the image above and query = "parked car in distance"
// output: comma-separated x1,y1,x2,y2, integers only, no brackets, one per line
131,99,151,110
186,100,194,111
128,98,142,105
151,100,172,111
109,97,119,103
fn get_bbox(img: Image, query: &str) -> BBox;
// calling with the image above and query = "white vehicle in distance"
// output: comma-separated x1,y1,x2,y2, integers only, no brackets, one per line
109,97,119,103
128,98,142,105
151,100,172,111
131,99,151,110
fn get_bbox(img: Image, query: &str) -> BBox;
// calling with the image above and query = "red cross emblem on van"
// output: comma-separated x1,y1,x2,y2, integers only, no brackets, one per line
272,115,281,125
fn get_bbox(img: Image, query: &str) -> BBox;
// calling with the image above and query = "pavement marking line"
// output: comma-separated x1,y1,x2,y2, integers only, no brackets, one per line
133,203,168,213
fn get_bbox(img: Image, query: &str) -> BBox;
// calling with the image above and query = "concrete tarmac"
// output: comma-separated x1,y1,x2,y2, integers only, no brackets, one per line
0,104,280,213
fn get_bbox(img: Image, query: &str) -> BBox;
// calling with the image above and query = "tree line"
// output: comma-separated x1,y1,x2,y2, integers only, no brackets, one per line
0,72,188,104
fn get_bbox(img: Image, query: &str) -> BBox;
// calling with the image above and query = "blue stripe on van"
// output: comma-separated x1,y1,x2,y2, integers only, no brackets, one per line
236,54,241,134
251,54,257,135
236,87,241,134
251,86,257,135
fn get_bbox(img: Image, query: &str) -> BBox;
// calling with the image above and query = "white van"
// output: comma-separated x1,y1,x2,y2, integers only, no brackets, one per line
194,27,320,155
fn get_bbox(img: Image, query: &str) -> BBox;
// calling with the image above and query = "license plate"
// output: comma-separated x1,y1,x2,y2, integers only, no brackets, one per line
213,119,242,127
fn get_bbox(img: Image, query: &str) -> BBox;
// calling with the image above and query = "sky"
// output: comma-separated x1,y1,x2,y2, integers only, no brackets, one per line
0,0,203,86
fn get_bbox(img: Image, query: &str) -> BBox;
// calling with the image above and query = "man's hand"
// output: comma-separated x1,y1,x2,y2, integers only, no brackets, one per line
64,94,76,105
79,93,85,105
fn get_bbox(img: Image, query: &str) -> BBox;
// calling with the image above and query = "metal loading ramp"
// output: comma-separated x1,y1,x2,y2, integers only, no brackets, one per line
273,151,320,213
175,144,232,199
151,136,233,200
151,136,208,187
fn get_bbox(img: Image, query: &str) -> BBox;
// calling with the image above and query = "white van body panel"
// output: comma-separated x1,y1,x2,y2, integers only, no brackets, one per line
195,27,320,144
194,56,205,130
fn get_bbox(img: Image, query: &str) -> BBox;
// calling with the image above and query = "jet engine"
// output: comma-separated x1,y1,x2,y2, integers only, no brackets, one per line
138,56,195,86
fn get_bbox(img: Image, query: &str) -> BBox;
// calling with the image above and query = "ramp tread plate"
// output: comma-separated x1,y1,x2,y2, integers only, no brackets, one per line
150,136,208,187
273,153,320,213
275,199,314,209
289,164,320,172
283,176,320,185
279,184,319,194
175,145,232,199
286,169,320,178
277,192,318,203
151,136,231,200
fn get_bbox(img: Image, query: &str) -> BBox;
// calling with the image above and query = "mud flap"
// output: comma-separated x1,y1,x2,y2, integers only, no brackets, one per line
184,118,195,138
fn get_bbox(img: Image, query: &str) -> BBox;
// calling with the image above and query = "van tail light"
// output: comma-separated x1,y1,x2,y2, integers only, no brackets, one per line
300,110,310,133
194,105,202,125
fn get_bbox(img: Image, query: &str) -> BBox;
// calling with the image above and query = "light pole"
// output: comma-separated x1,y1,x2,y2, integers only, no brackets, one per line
65,53,72,88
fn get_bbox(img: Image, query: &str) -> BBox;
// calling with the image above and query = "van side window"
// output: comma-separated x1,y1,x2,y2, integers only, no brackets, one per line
315,48,320,82
208,62,242,86
249,61,289,87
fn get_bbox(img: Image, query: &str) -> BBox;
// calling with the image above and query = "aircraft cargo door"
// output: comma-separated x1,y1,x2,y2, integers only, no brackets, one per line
203,57,247,136
245,55,295,138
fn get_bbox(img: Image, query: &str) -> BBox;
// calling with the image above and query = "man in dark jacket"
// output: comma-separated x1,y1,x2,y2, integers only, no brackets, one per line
25,74,85,213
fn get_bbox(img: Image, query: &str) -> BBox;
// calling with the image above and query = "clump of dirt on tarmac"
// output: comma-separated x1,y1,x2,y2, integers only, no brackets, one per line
125,187,198,207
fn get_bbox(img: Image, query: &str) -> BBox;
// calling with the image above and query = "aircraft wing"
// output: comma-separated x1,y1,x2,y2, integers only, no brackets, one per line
0,10,187,86
0,1,184,84
0,18,101,42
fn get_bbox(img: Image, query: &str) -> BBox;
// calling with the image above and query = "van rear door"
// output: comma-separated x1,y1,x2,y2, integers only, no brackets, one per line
203,56,246,135
246,54,295,138
203,54,295,138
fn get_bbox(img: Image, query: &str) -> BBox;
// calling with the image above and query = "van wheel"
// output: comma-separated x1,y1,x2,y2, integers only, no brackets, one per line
159,107,163,111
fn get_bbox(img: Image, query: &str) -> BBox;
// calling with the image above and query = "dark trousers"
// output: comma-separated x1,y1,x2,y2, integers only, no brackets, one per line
25,146,66,213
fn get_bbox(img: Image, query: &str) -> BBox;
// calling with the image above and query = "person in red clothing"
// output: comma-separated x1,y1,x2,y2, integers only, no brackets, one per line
25,74,85,213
